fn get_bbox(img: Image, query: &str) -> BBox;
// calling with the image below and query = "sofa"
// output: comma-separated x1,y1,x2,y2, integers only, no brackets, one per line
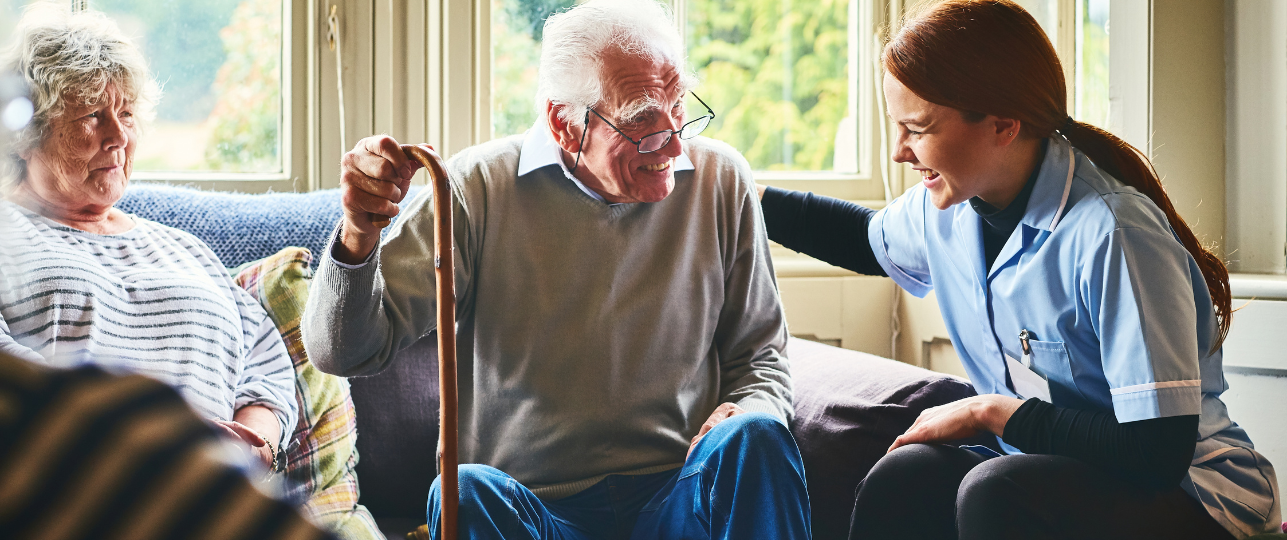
117,183,991,540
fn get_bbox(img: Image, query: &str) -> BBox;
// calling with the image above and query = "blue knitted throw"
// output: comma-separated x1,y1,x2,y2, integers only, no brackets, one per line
115,183,422,269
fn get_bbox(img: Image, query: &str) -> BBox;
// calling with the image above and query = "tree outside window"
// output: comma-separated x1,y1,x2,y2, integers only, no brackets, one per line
490,0,858,175
686,0,853,173
89,0,283,174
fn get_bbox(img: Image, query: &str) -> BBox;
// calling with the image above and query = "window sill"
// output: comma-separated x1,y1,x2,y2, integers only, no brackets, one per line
131,172,290,182
772,270,1287,299
754,171,867,182
1230,273,1287,300
773,255,859,278
130,173,301,194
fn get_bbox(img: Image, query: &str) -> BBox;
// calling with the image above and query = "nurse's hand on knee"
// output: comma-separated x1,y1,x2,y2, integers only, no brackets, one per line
887,395,1025,453
687,402,746,458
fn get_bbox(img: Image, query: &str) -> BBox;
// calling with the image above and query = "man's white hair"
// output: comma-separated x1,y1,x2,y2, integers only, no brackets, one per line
1,1,159,192
536,0,697,127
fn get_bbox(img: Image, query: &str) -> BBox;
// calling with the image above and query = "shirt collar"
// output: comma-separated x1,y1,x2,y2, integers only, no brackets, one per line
516,119,695,202
1019,136,1078,232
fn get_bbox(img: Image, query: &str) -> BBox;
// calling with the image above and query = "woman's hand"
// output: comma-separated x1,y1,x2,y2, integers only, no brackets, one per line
211,419,272,467
213,405,283,470
887,394,1025,453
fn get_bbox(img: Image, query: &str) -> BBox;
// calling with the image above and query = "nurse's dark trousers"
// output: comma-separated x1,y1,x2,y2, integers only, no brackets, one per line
849,443,1236,540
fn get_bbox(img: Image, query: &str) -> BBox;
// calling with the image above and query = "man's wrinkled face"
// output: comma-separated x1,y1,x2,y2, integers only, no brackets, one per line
574,49,687,204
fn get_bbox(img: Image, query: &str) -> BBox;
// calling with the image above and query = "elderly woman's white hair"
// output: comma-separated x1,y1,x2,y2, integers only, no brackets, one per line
536,0,697,126
1,1,159,192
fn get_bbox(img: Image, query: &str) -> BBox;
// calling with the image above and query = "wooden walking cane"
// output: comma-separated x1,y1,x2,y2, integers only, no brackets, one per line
384,144,458,540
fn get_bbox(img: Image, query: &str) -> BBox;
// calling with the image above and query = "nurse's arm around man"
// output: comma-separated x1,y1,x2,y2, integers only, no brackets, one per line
757,1,1280,539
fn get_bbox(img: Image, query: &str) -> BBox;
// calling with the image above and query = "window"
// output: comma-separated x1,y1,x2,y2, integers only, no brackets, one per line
1,1,21,38
1012,0,1110,132
1075,0,1109,130
88,0,284,175
2,0,300,190
685,0,859,174
489,0,875,187
490,0,562,140
1017,0,1059,37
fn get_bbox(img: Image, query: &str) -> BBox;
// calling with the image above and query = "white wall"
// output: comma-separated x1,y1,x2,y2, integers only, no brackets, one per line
1224,0,1287,274
1151,0,1227,250
1219,298,1287,502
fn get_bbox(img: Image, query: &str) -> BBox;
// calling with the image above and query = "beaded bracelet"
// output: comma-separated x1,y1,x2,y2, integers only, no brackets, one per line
264,437,280,474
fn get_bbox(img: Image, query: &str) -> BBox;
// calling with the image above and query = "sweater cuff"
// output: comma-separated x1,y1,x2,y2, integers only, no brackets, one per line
736,396,790,424
327,225,379,269
320,251,380,298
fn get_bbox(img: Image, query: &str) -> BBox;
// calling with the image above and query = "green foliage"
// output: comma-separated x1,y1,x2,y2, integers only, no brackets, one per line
491,0,553,138
504,0,574,41
89,0,280,173
687,0,850,171
202,0,281,172
489,0,853,170
491,0,575,138
1075,0,1109,129
93,0,242,123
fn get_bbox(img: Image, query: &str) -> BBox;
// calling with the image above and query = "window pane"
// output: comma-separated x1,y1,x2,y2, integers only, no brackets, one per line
687,0,855,173
93,0,282,173
1,1,22,39
1014,0,1058,44
1075,0,1109,129
491,0,570,139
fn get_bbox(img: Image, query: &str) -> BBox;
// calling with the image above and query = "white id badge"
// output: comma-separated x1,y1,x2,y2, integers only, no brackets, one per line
1005,354,1052,402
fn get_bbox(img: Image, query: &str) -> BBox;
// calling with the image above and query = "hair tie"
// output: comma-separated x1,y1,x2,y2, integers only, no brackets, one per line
1060,116,1076,133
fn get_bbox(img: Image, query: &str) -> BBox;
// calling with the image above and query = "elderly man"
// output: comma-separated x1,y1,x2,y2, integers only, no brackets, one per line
302,0,809,538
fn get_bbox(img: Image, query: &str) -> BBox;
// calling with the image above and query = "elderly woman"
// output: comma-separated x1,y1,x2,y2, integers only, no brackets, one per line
0,4,296,473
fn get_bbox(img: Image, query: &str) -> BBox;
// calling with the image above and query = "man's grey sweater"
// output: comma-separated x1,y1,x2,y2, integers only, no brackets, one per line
303,135,792,499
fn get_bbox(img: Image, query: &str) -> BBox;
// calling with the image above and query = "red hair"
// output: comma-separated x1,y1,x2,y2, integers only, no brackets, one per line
884,0,1231,350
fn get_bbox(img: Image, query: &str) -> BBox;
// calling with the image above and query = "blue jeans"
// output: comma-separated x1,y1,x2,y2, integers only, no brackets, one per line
425,412,811,540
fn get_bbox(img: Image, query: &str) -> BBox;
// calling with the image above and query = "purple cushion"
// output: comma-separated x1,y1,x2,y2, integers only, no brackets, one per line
349,337,440,524
787,338,983,540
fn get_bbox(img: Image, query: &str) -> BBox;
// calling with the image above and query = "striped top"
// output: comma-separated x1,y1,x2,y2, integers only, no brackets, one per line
0,201,296,448
0,353,335,540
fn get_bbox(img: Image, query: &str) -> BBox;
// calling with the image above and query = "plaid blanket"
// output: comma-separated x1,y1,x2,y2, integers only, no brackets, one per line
235,247,382,540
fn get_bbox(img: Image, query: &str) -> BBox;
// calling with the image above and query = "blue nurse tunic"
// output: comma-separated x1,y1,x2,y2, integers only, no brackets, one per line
869,136,1280,537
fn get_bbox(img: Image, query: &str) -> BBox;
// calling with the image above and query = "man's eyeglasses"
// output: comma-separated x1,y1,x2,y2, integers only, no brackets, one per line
573,92,715,172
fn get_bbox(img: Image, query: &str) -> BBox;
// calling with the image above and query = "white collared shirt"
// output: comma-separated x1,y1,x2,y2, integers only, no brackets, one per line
515,119,695,204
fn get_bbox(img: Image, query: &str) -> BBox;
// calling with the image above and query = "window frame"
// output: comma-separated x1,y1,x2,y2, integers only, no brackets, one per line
67,0,304,192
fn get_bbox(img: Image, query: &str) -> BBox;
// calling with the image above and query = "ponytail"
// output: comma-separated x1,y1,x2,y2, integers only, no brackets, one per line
886,0,1232,351
1059,119,1232,350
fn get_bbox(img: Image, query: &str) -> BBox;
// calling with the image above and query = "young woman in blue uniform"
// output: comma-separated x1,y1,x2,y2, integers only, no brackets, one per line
759,1,1280,538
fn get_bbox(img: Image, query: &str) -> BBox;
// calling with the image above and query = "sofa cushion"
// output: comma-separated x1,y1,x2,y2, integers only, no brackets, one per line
348,336,441,527
788,338,985,540
234,247,382,539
